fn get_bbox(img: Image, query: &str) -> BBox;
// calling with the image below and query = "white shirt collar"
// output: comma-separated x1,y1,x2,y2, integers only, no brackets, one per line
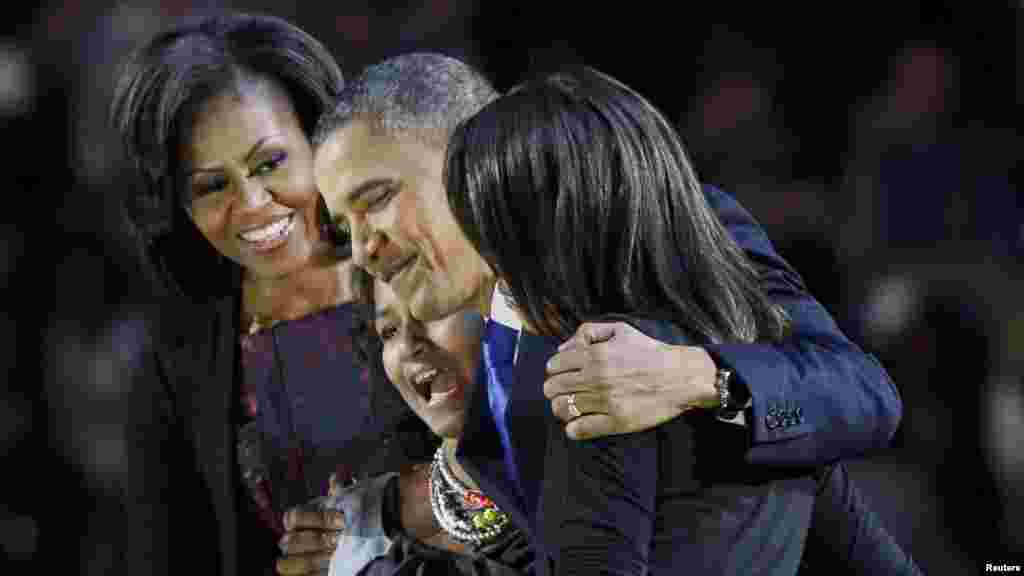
488,282,522,331
487,281,522,363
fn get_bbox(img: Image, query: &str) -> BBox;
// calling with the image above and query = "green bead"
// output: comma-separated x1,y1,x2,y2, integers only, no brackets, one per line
472,514,488,529
483,509,498,521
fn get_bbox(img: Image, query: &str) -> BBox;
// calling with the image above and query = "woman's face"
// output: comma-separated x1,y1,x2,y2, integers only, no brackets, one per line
179,77,322,279
374,280,482,440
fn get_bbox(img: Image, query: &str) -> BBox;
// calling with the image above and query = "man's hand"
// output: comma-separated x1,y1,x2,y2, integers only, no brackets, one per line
544,321,719,439
276,487,345,576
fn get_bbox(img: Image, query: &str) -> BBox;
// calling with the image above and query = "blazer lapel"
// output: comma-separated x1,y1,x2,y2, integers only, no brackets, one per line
506,330,560,524
455,352,532,534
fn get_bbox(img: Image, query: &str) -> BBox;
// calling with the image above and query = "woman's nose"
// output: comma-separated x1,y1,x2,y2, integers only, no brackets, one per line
238,176,272,208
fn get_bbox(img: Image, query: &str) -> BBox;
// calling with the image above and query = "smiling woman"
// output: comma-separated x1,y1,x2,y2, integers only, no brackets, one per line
373,275,480,440
108,13,419,576
331,266,533,576
181,76,324,279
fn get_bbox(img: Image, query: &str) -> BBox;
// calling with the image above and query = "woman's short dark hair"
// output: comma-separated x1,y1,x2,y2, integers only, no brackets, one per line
110,12,344,299
445,67,788,344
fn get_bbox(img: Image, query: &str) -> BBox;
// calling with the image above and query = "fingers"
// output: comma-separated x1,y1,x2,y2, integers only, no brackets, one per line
544,347,609,399
543,370,576,400
550,391,608,424
545,342,615,398
276,550,333,575
283,508,345,532
582,323,617,345
279,530,341,555
557,322,618,352
278,507,342,575
565,414,618,440
547,322,626,380
544,345,589,384
328,473,340,498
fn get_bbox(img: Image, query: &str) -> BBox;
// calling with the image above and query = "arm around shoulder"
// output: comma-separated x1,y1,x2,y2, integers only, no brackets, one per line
702,184,902,467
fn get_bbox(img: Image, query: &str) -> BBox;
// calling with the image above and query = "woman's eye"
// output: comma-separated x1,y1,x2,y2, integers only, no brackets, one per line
251,152,286,176
194,177,228,196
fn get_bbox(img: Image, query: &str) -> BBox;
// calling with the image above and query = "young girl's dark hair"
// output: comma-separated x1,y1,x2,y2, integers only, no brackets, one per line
445,66,788,344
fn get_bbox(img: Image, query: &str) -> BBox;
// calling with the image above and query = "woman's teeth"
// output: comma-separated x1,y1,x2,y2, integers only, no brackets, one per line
414,368,439,387
240,215,293,243
413,368,457,405
429,387,457,404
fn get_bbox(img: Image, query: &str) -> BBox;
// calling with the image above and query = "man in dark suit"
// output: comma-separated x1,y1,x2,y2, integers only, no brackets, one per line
304,53,903,573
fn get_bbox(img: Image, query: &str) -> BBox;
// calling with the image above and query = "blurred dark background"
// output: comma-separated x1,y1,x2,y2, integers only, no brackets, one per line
2,1,1020,574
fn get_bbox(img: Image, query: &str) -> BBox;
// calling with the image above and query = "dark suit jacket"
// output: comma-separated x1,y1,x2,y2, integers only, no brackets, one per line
698,185,901,466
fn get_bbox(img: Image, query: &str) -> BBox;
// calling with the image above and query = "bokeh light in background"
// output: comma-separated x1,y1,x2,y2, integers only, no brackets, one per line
0,43,34,116
2,1,1019,573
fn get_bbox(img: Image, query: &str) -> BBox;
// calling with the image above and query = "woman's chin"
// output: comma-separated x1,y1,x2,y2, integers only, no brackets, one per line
426,410,466,442
241,237,311,277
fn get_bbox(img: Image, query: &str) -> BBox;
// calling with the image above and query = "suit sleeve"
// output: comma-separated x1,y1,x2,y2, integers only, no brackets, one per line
542,410,657,575
702,185,902,467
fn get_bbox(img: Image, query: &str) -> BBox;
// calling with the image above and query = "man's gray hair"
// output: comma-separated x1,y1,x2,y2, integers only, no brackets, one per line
312,53,498,148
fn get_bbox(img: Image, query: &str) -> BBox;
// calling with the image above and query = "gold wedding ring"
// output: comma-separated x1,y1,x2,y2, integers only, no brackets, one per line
567,393,582,419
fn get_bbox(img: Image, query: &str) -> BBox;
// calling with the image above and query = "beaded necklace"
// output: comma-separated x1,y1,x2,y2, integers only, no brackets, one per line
428,445,513,547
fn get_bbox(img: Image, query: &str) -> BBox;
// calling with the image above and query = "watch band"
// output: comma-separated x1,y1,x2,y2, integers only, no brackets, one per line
713,368,742,419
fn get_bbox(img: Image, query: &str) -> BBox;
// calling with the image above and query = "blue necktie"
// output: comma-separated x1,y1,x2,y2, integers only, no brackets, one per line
482,318,521,497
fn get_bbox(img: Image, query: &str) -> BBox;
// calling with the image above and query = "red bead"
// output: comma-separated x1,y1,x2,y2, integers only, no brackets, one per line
463,491,495,509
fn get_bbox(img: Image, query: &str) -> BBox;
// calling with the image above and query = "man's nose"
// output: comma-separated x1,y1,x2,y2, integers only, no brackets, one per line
350,221,383,275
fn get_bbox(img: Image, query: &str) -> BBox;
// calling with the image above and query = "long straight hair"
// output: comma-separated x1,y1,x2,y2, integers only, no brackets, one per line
445,67,787,344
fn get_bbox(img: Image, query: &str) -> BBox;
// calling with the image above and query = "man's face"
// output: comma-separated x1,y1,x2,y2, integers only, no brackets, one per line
314,119,492,322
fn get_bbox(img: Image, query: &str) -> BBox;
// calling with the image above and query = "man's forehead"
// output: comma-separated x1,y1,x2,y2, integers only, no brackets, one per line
314,123,388,205
320,119,447,162
316,123,444,201
315,121,370,171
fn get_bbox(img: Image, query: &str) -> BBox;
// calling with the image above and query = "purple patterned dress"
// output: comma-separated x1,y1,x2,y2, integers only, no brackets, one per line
236,303,378,538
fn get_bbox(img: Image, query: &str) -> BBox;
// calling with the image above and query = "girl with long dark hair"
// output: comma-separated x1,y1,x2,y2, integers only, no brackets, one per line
445,66,811,575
